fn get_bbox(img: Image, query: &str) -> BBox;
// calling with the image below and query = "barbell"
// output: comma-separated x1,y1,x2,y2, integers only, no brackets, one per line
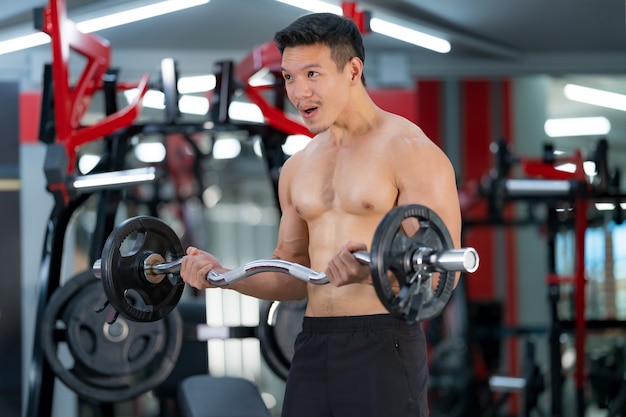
93,204,479,323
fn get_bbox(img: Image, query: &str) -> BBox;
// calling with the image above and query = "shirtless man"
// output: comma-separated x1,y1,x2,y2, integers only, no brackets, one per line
181,12,461,417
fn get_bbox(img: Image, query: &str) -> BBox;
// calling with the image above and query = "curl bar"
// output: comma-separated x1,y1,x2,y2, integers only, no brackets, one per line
94,245,477,285
92,204,479,323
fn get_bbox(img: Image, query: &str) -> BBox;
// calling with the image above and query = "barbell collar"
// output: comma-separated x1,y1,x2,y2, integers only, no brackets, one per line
147,257,182,276
91,257,183,283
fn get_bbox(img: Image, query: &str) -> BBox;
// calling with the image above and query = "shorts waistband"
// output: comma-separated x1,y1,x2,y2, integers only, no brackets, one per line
301,314,417,333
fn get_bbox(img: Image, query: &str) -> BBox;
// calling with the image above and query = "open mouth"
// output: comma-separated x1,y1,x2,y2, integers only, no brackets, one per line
301,106,318,118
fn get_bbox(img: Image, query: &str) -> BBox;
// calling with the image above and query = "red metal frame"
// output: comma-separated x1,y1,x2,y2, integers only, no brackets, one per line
520,151,587,182
341,2,371,33
40,0,149,174
39,0,375,174
234,41,311,137
520,150,589,394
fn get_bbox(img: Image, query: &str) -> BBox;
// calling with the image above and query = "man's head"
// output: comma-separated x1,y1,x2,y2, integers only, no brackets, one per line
274,13,366,85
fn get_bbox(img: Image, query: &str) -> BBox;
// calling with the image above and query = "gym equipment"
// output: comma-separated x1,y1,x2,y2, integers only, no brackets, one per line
40,271,183,403
178,375,270,417
258,299,307,380
465,137,626,417
428,338,476,417
369,204,472,322
99,216,186,322
93,204,479,324
589,341,626,415
487,339,545,417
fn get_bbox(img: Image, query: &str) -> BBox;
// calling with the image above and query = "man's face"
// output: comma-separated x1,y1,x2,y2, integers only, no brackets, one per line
280,43,352,135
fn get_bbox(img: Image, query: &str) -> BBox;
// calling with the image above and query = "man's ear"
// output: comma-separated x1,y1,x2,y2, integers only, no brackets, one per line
348,57,363,84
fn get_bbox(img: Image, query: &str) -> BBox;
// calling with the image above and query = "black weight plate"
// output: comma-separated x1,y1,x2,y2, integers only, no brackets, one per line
40,271,183,403
65,283,164,376
258,299,306,381
370,204,456,323
101,216,185,322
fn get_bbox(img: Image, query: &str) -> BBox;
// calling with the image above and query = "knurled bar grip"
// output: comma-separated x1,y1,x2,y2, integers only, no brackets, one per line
92,247,478,286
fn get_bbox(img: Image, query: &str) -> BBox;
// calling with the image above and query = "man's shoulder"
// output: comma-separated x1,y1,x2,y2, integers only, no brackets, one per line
378,115,433,149
378,117,450,163
380,111,426,138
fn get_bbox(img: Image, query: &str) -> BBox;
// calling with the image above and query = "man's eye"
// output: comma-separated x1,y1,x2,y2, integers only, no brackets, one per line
308,71,318,78
283,74,291,80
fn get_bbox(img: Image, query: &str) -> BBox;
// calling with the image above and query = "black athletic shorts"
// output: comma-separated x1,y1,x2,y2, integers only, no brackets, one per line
281,314,429,417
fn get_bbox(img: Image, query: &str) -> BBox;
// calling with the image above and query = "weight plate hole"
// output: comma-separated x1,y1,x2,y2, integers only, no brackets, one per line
128,337,150,362
119,230,143,257
78,326,96,354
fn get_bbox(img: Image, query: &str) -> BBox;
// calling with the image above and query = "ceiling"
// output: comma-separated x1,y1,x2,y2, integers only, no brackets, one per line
1,0,626,186
0,0,619,71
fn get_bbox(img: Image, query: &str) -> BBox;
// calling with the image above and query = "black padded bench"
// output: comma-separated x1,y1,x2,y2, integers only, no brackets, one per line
178,375,270,417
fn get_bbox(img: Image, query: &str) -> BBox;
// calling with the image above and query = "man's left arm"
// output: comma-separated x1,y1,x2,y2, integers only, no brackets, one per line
395,139,463,287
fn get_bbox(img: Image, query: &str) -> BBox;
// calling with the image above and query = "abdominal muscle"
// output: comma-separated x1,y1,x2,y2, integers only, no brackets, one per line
303,209,392,317
306,283,389,316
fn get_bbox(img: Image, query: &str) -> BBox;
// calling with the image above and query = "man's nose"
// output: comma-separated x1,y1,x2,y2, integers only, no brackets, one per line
291,79,312,100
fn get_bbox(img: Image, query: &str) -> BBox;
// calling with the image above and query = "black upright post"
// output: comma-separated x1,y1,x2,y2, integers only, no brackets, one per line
546,207,562,416
0,82,22,417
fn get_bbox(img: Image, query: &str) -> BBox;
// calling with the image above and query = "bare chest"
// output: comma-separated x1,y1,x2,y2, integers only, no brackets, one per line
290,151,397,220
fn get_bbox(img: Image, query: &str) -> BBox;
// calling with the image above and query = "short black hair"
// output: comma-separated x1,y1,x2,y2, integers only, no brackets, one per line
274,13,366,85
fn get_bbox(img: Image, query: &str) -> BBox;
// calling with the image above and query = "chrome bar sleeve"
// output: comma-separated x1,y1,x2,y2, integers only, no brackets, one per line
429,248,480,273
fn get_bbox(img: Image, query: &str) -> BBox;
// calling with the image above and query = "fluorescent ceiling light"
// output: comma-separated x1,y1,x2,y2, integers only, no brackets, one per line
228,102,265,123
554,163,576,173
595,202,626,211
583,161,597,176
179,95,209,115
564,84,626,112
0,0,210,56
0,33,49,55
275,0,450,53
249,68,275,87
554,161,597,176
142,90,166,109
212,138,241,159
252,133,311,156
76,0,209,33
77,154,101,174
544,117,611,137
202,184,223,208
370,18,450,53
178,75,216,94
125,88,165,109
282,135,311,155
134,142,166,163
489,376,526,391
124,88,209,115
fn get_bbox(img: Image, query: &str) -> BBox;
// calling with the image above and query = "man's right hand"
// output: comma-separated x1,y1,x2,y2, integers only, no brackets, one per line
180,246,223,290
